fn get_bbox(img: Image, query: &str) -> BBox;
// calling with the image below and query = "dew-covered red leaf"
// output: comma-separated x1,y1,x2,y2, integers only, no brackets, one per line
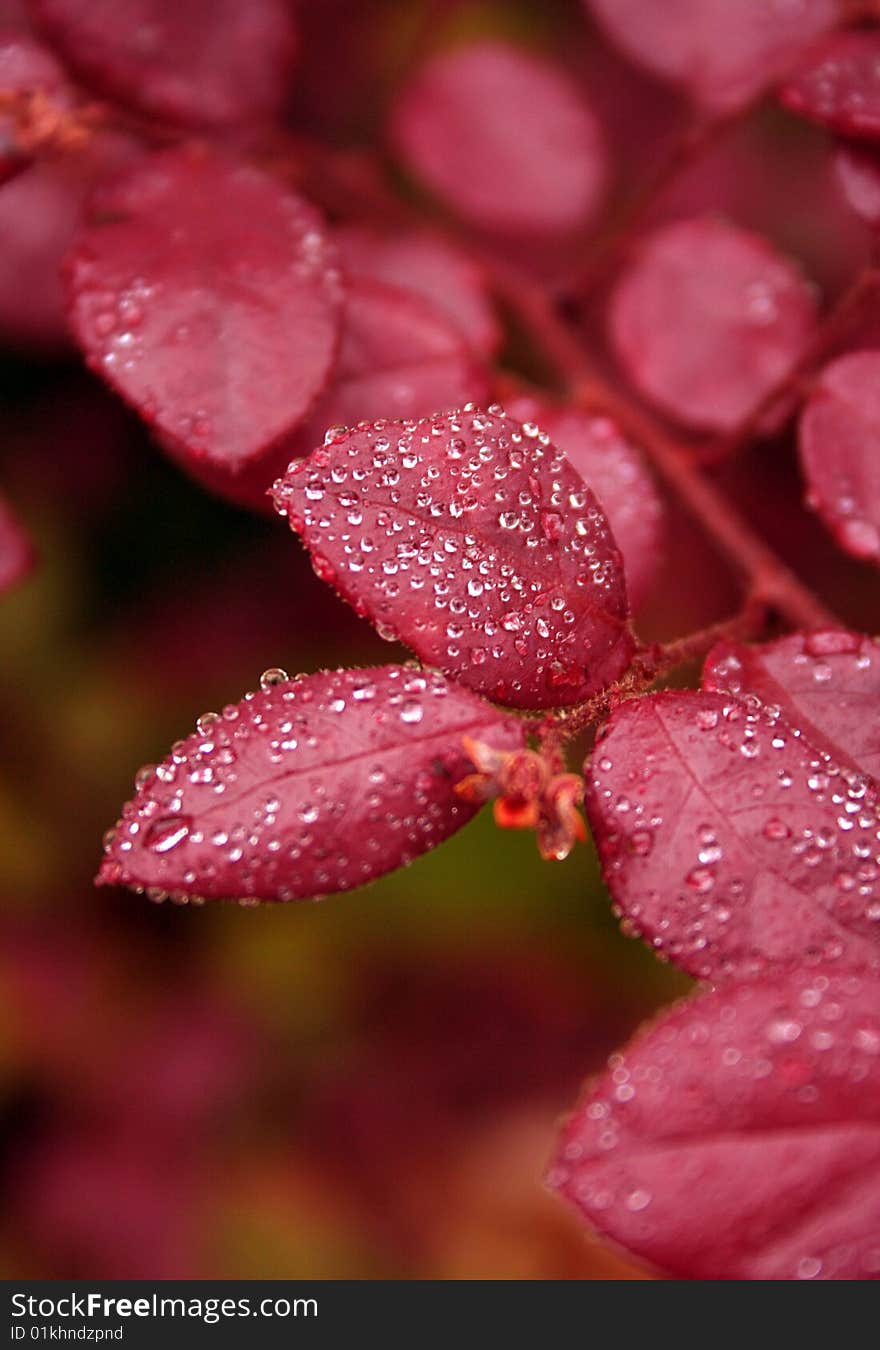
0,32,70,184
549,967,880,1280
97,665,524,904
273,407,635,710
705,630,880,785
505,395,664,609
609,216,818,434
585,687,880,982
389,40,607,235
798,351,880,565
199,278,490,513
781,31,880,141
30,0,297,129
334,225,501,357
833,141,880,229
587,0,840,113
64,145,343,485
0,493,33,593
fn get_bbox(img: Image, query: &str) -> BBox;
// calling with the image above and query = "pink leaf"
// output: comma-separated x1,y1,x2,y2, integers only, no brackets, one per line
196,277,490,512
273,406,635,710
64,145,343,485
798,351,880,565
585,683,880,982
587,0,841,113
549,967,880,1280
292,281,490,456
705,629,880,784
781,31,880,141
30,0,297,129
334,225,501,357
609,215,818,433
833,142,880,229
390,40,607,235
97,664,524,903
0,493,33,593
504,394,665,609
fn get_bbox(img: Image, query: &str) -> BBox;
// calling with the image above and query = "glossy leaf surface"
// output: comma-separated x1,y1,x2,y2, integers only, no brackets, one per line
98,665,524,902
273,407,635,710
550,967,880,1280
65,146,343,482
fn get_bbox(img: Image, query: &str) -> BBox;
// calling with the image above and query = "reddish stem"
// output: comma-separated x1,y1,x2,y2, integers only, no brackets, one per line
484,258,840,632
539,602,768,745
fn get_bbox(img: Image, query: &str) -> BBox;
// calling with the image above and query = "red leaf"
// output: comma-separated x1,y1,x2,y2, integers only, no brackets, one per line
390,40,607,235
334,225,501,357
30,0,297,129
833,141,880,230
273,406,635,710
609,215,818,433
798,351,880,565
64,145,343,484
587,0,840,113
705,629,880,784
292,281,490,456
0,32,70,184
549,967,880,1280
196,277,491,512
0,492,33,593
97,664,524,903
585,683,880,982
505,394,665,608
781,31,880,141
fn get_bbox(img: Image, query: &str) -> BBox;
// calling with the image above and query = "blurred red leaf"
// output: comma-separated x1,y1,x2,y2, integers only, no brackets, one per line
287,278,490,445
30,0,297,129
549,967,880,1280
201,277,491,512
705,629,880,783
390,40,607,235
97,664,524,902
273,407,635,710
334,225,501,358
609,215,818,433
64,145,343,485
587,0,841,112
0,490,33,592
505,395,664,609
585,667,880,982
799,350,880,564
781,30,880,141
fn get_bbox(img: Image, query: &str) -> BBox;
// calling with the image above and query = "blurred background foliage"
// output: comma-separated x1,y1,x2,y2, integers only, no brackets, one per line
1,0,878,1279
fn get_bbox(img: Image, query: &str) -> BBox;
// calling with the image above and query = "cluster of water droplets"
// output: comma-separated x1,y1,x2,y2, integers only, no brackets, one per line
98,662,522,903
783,31,880,135
587,686,880,981
68,147,344,468
273,404,633,709
548,967,880,1279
